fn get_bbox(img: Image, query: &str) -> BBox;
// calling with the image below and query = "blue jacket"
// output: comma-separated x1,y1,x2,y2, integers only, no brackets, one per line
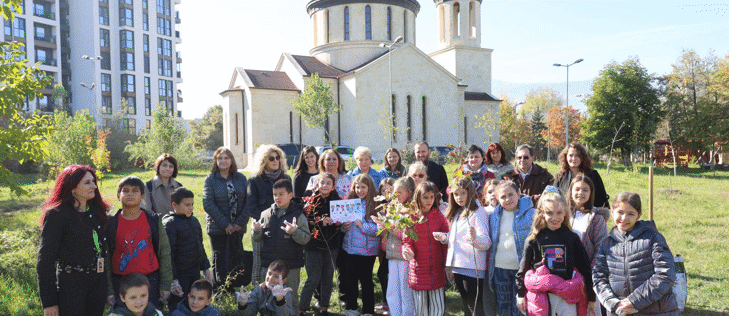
342,201,379,256
171,297,221,316
202,171,248,235
487,195,534,289
347,167,383,191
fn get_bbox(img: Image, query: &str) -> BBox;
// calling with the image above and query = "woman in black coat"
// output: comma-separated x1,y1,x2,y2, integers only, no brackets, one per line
553,143,610,208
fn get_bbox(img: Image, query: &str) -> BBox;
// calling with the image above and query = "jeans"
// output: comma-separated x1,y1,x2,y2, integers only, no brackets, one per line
493,268,520,316
300,247,339,311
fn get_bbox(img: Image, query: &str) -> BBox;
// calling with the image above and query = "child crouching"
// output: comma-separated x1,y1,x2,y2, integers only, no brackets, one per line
238,260,295,316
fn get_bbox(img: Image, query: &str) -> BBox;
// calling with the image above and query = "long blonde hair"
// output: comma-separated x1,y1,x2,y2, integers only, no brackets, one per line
445,177,478,222
251,144,288,176
527,191,572,241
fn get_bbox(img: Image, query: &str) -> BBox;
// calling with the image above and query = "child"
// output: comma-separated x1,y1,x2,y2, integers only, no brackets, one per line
299,173,342,316
171,279,221,316
481,179,500,213
238,260,296,316
163,187,213,314
592,192,679,316
341,174,380,316
106,176,172,310
487,180,534,316
515,187,595,316
479,179,499,316
567,175,608,266
434,178,490,316
402,181,449,316
109,272,164,316
375,177,396,313
252,179,310,309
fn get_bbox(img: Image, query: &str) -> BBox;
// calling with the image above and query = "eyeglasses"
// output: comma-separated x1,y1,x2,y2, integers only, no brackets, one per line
411,173,426,178
268,156,280,161
516,156,531,160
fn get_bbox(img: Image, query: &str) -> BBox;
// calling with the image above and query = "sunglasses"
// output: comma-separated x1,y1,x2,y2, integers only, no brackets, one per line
268,155,281,161
411,173,426,178
516,156,531,160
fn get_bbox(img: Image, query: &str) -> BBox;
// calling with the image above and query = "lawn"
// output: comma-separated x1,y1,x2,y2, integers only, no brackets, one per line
1,163,727,315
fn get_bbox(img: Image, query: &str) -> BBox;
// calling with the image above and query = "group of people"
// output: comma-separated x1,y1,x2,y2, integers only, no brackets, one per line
36,141,680,316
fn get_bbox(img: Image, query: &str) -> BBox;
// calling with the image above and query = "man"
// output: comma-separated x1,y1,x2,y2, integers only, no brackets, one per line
504,144,553,204
412,142,448,196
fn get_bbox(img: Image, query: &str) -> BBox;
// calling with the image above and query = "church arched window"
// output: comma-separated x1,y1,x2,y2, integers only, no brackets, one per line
344,6,350,41
387,7,392,41
403,10,407,42
438,5,444,42
470,1,476,38
324,9,329,43
453,2,460,37
365,5,372,40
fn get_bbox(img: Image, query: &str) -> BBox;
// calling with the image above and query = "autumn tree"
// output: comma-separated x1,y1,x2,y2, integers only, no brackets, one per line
583,57,661,166
498,97,531,154
475,103,499,144
542,106,584,148
291,73,341,144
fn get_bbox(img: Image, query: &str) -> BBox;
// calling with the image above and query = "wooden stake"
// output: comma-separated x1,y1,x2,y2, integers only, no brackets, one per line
649,165,654,221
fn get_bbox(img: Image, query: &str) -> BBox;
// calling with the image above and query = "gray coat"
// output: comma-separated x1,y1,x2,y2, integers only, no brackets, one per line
203,171,248,235
592,221,679,316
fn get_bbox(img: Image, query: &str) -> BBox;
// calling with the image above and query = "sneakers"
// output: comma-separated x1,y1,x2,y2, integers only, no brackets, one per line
345,310,360,316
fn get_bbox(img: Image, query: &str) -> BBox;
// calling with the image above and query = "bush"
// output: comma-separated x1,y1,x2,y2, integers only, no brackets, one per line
44,109,97,178
400,143,415,165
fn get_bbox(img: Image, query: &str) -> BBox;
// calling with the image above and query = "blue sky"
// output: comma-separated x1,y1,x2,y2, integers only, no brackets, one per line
177,1,729,119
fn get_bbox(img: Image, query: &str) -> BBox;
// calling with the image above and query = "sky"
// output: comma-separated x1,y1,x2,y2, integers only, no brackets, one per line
176,0,729,119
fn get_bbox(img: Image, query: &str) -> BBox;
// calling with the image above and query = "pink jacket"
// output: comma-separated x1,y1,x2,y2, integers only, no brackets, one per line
524,264,587,316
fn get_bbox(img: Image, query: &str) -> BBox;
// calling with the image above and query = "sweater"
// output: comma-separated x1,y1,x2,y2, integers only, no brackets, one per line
504,163,554,204
516,227,595,302
553,169,610,208
460,164,496,194
403,208,450,291
171,297,221,316
485,163,515,181
524,264,588,316
162,212,211,277
244,173,292,220
238,284,295,316
379,165,406,179
202,171,249,235
443,207,491,272
592,221,678,316
488,195,534,289
293,171,318,198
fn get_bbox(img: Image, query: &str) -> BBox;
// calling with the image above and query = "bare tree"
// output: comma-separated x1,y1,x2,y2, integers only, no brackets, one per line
606,121,625,176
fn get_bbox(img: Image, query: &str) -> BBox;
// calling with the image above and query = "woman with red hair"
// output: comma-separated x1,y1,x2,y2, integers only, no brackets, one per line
37,165,111,316
485,143,514,180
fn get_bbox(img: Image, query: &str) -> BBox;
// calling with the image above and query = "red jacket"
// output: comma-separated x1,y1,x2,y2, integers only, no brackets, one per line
403,208,450,291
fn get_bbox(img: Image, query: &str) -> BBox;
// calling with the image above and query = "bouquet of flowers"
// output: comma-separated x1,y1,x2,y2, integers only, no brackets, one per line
302,194,326,239
373,191,426,241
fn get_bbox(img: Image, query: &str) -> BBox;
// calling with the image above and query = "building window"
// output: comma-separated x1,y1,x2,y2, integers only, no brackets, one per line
99,6,109,25
143,34,149,52
145,98,151,116
121,52,135,70
324,9,329,43
121,74,135,93
453,2,460,37
33,2,52,19
391,94,396,142
235,113,239,145
13,18,25,38
422,96,427,141
120,30,134,49
101,73,111,92
144,56,150,73
143,13,149,31
100,51,111,70
144,77,150,95
100,28,110,48
158,79,166,97
406,95,412,141
124,118,136,134
469,1,476,38
142,0,148,10
403,10,408,42
146,119,151,129
3,19,11,37
119,8,133,27
365,5,371,40
312,14,317,47
101,96,112,114
343,6,349,41
387,7,391,41
126,97,136,115
463,115,467,144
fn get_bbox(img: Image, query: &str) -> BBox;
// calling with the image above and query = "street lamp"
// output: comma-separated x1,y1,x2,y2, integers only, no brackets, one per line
553,58,583,147
81,55,102,124
379,35,403,147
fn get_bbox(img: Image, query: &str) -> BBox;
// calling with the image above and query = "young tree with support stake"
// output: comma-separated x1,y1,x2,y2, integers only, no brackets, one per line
291,73,341,144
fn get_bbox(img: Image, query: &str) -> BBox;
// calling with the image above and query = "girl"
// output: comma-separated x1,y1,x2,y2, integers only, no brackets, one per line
567,175,608,266
380,147,407,179
435,178,490,316
384,177,416,316
299,173,342,316
380,178,396,198
487,180,534,316
341,174,380,316
479,178,500,316
515,187,595,316
592,192,678,316
460,145,496,195
375,177,395,313
402,182,449,316
481,179,500,213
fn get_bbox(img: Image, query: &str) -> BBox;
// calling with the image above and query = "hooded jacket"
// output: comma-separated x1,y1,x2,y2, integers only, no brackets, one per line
488,195,534,289
592,221,679,316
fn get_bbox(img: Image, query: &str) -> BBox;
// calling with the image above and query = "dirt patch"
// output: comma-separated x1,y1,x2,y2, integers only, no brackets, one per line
658,189,682,195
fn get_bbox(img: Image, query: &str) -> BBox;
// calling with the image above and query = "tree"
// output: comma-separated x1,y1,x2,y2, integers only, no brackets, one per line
291,73,341,144
104,98,138,169
583,57,661,166
542,106,584,148
475,104,499,144
86,129,111,184
498,96,531,154
190,105,223,151
519,88,564,118
530,110,547,158
0,0,54,195
45,109,97,177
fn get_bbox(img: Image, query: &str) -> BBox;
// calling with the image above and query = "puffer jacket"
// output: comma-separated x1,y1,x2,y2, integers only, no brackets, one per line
488,195,534,290
202,171,248,235
525,264,587,316
162,213,211,277
403,207,450,291
592,221,679,316
244,173,291,220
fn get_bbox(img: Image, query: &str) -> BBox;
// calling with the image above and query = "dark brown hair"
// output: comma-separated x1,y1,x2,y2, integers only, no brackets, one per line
557,143,593,176
318,149,346,174
567,175,595,213
383,147,405,172
294,146,319,177
348,174,378,219
119,272,150,297
153,153,178,178
445,177,479,222
613,192,642,215
413,181,441,212
211,147,238,174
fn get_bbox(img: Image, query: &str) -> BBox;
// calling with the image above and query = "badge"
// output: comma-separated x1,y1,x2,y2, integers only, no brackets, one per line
97,257,104,273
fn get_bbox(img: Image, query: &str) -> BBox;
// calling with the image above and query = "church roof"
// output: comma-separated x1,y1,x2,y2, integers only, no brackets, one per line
290,55,347,78
464,91,501,102
242,69,299,91
306,0,420,15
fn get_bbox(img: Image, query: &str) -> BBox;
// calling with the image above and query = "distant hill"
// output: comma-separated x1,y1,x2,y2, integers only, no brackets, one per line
491,79,593,112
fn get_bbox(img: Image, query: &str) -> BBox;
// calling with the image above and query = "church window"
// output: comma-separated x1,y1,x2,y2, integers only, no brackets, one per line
387,7,392,41
289,112,294,143
391,94,396,142
470,1,476,38
463,116,468,144
344,7,350,41
403,10,407,42
313,14,318,46
235,113,239,145
324,9,329,43
453,2,460,37
406,95,412,141
422,96,427,141
438,6,444,42
365,5,371,40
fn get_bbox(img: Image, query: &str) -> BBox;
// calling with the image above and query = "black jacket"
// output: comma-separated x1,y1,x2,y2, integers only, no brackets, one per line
244,173,292,220
592,221,678,316
162,212,211,277
303,189,342,250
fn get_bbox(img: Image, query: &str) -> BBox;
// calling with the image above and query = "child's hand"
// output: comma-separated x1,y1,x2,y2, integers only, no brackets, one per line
236,288,251,306
322,217,334,226
355,219,363,229
161,290,170,302
516,296,526,314
272,275,292,301
616,299,637,315
371,214,386,230
106,295,115,306
432,232,447,242
342,222,352,231
402,247,414,260
467,226,476,242
587,302,597,316
251,219,262,232
281,218,298,235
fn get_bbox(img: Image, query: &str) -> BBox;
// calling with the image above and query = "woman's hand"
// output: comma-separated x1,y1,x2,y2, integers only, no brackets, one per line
402,247,414,260
616,299,637,315
44,306,59,316
251,219,262,232
233,224,243,232
225,224,235,235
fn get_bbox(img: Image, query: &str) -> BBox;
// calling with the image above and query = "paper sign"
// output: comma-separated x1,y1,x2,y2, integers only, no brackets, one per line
330,199,365,223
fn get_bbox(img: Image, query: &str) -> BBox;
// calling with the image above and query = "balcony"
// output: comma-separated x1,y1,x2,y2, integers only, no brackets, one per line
33,7,56,20
37,58,57,66
34,35,56,44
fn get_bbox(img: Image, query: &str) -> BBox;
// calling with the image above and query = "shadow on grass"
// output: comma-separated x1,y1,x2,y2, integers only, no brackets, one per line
683,307,729,316
687,273,727,283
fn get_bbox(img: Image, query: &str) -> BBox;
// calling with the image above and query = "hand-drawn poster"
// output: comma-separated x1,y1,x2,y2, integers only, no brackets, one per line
330,199,365,223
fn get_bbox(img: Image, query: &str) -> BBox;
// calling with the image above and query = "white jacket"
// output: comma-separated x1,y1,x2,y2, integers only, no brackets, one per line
444,206,491,271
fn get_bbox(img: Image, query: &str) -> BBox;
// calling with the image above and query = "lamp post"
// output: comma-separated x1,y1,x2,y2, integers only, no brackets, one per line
379,35,403,147
81,55,102,125
553,58,583,147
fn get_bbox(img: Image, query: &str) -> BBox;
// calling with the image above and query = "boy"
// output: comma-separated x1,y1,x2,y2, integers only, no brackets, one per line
171,279,221,316
237,260,295,316
106,176,173,310
163,187,213,314
251,179,310,308
109,272,164,316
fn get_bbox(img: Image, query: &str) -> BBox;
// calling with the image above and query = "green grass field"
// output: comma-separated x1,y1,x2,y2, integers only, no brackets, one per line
1,163,727,315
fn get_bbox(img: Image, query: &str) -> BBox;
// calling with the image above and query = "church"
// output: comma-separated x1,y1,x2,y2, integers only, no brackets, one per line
221,0,499,166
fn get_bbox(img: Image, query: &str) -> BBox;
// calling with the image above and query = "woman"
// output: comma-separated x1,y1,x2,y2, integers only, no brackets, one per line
202,147,248,289
141,153,183,215
484,143,514,180
37,165,110,316
244,144,291,284
348,146,383,190
553,143,610,208
306,149,353,198
380,147,406,179
460,145,496,195
407,161,428,187
293,146,319,198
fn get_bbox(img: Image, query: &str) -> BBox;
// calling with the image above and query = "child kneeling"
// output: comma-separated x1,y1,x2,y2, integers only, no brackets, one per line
238,260,296,316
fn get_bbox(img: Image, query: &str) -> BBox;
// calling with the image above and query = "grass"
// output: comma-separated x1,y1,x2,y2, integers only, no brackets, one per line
1,162,728,315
